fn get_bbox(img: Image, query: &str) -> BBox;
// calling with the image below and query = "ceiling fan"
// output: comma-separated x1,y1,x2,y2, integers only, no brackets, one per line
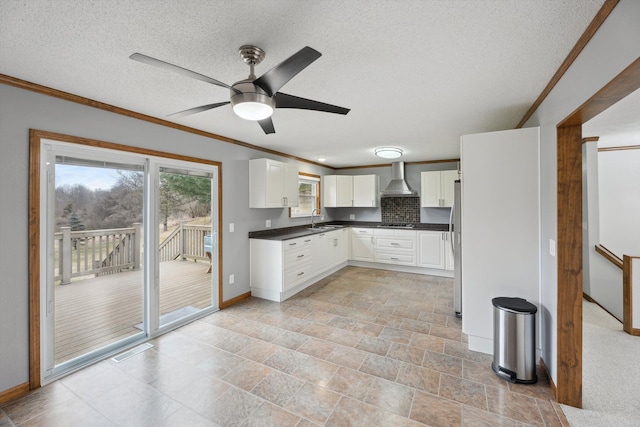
130,45,350,134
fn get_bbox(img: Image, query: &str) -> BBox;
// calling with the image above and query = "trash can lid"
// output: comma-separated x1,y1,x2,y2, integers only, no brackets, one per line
492,297,537,314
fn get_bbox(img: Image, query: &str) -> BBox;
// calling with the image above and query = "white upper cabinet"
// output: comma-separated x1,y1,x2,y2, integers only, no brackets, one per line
323,175,353,207
421,170,458,207
324,174,378,207
353,175,379,207
250,158,299,208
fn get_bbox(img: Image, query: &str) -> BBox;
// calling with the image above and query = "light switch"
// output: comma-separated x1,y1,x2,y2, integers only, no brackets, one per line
229,274,235,284
549,239,556,257
349,214,355,220
229,223,234,233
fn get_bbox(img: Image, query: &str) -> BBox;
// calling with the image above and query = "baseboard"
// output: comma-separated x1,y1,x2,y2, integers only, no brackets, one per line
0,382,29,405
220,291,251,309
540,357,557,399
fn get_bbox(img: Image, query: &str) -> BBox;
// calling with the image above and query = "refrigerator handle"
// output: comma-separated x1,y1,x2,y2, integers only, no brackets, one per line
449,202,455,253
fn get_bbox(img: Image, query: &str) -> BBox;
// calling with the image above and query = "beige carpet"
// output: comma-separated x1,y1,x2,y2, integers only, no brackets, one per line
561,300,640,426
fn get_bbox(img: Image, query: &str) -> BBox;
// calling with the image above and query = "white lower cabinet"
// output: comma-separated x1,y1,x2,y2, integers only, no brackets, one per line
374,229,416,266
252,226,452,302
350,228,375,261
250,235,314,301
329,228,349,266
251,228,350,302
312,232,331,273
417,230,453,271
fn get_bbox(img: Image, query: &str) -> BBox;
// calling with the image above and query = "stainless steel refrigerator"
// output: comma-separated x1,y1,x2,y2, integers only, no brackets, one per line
452,179,462,317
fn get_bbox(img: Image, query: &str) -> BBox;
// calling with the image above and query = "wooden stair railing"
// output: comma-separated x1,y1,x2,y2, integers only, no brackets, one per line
595,244,623,269
595,244,640,336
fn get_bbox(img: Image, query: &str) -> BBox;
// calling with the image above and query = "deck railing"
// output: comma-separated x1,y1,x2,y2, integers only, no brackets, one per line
158,222,211,262
56,222,211,284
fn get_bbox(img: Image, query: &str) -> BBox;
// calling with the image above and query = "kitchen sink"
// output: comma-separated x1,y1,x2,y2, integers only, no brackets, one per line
307,224,343,231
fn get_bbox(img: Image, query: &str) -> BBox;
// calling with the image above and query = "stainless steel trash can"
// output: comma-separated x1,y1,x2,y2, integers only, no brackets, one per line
492,297,537,384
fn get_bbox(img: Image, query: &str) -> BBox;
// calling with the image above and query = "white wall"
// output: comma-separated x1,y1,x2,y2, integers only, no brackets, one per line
598,149,640,257
524,0,640,384
0,83,336,393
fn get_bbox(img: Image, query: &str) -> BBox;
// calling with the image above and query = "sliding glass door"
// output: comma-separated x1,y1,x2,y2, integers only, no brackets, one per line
41,140,218,380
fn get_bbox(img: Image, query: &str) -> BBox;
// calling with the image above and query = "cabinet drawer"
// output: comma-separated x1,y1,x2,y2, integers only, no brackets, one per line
283,236,314,251
351,228,373,236
374,252,416,266
375,237,415,251
283,247,312,269
283,260,313,290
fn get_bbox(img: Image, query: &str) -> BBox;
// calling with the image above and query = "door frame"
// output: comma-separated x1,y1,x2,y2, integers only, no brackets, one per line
28,129,223,389
555,57,640,407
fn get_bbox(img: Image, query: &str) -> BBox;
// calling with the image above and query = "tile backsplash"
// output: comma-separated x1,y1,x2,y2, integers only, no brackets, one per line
381,196,420,223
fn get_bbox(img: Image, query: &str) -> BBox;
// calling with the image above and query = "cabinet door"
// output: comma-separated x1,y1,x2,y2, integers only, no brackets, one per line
417,231,444,269
353,175,379,207
265,159,285,207
284,163,299,207
312,232,330,273
336,229,349,263
420,171,441,207
323,175,337,208
336,175,353,207
441,170,458,208
351,235,374,261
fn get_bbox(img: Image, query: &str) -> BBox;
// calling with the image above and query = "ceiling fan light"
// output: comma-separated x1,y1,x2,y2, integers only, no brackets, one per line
375,147,403,159
233,101,273,120
230,89,275,121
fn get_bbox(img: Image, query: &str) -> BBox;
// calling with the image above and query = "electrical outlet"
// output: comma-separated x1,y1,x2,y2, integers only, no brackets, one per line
229,223,234,233
349,214,355,220
266,219,271,228
229,274,235,284
549,239,556,257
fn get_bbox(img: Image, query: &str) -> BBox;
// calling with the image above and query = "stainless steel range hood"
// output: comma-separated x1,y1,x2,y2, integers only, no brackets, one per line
380,161,418,197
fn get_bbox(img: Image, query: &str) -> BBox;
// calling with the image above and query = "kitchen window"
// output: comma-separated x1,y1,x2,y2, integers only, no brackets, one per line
289,173,320,217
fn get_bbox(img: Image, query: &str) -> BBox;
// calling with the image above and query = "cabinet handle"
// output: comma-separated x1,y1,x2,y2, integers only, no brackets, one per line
297,272,305,276
390,242,399,246
359,230,367,233
289,242,297,246
304,239,311,243
297,254,305,258
390,257,399,260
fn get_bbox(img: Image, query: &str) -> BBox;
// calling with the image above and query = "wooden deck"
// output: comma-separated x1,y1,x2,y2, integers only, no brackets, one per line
54,260,213,364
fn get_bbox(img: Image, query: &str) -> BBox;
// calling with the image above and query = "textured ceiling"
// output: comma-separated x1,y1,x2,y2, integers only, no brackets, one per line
583,88,640,148
0,0,607,167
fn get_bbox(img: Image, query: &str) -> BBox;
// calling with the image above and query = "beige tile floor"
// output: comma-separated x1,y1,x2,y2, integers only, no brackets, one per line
0,266,569,426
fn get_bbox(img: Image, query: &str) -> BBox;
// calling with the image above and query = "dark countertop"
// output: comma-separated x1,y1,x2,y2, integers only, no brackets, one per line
249,221,450,241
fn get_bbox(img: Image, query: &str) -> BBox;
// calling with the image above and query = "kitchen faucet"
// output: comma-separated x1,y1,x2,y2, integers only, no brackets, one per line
311,208,321,228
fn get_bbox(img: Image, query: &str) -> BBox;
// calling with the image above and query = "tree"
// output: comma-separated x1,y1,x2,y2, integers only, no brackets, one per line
159,174,183,231
162,174,211,218
67,211,85,231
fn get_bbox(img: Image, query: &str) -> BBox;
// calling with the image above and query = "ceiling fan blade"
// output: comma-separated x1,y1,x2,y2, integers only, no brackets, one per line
167,102,230,118
275,93,350,115
130,53,240,94
258,117,276,134
253,47,322,97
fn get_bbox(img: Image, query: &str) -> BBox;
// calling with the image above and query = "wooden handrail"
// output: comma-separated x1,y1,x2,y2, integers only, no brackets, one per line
595,244,623,269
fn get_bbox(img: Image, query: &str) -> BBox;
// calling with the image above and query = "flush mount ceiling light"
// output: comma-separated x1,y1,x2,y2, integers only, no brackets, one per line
375,147,403,159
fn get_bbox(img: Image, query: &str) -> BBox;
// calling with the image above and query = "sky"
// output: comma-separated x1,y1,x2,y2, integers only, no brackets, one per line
55,165,120,191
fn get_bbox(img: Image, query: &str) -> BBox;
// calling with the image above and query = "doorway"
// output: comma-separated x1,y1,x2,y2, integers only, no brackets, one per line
29,130,222,386
555,57,640,407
